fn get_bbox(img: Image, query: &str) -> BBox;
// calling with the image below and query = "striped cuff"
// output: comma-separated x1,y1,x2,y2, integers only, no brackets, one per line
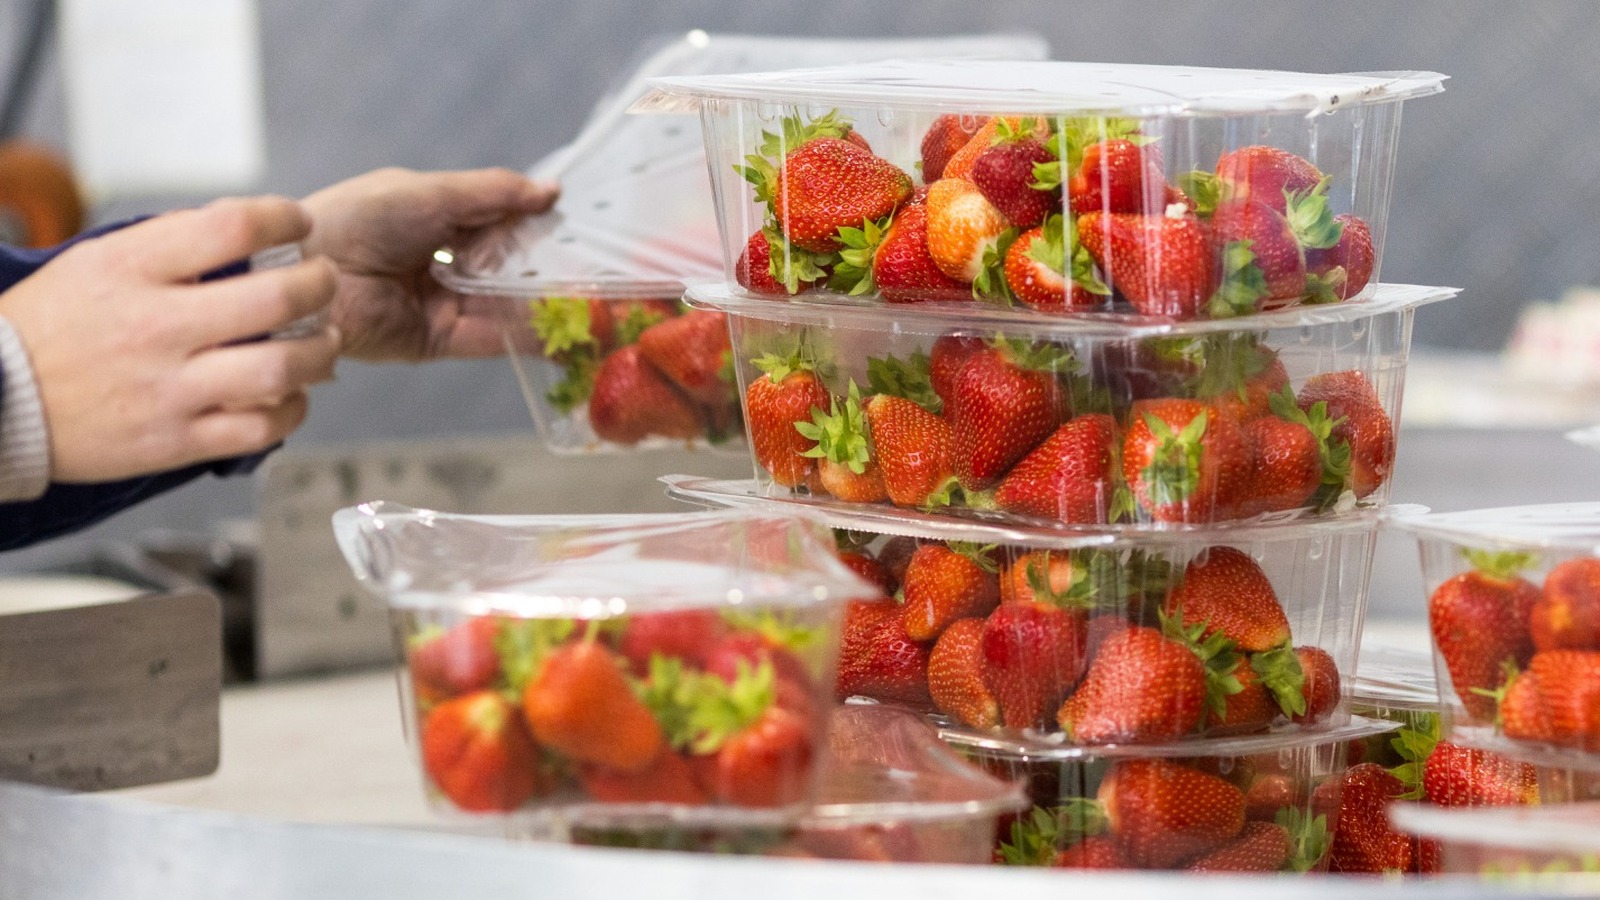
0,314,50,501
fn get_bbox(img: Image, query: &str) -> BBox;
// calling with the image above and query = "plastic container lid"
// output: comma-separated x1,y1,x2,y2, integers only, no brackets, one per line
1391,801,1600,856
634,59,1447,118
332,502,873,617
682,280,1459,337
1351,644,1439,711
430,31,1050,301
1386,502,1600,555
938,714,1397,761
663,474,1424,546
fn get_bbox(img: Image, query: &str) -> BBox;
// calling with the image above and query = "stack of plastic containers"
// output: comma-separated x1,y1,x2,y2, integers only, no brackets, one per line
638,59,1454,872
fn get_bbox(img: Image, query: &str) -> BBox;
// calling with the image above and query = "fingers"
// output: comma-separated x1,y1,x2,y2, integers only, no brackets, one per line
177,325,340,413
109,195,312,282
185,391,311,462
175,255,338,348
431,168,561,227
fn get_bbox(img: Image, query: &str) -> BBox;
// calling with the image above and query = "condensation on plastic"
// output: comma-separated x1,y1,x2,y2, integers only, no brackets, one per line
331,501,872,617
429,32,1051,302
634,60,1446,118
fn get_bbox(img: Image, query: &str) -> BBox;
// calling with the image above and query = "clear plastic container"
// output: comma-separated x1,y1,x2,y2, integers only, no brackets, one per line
331,503,871,831
633,60,1444,316
1390,800,1600,879
684,281,1453,529
429,32,1048,454
1388,502,1600,752
944,718,1396,872
665,474,1404,746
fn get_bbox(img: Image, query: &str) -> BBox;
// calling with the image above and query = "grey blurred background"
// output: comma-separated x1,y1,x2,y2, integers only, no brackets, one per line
1,0,1598,624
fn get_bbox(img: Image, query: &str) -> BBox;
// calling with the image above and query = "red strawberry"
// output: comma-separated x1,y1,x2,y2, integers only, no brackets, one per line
577,749,706,805
1422,741,1539,808
797,382,887,504
1185,821,1291,873
769,137,912,253
1326,763,1413,873
927,616,1000,728
924,177,1012,283
1427,552,1539,721
1531,556,1600,651
1121,398,1251,523
947,340,1068,492
1290,645,1341,725
970,129,1059,230
587,344,703,445
702,632,817,708
1208,199,1305,314
420,690,546,812
409,617,503,700
1517,650,1600,749
1214,146,1324,215
999,549,1081,607
1003,214,1110,311
1053,836,1125,869
1057,625,1208,744
1078,209,1215,319
982,602,1090,729
1244,774,1297,822
1498,665,1556,744
836,550,895,596
1099,759,1247,869
616,609,727,676
1200,346,1290,422
862,394,959,508
1306,213,1375,301
745,354,831,488
929,333,986,408
991,413,1119,524
636,310,732,407
1239,416,1322,515
1163,546,1290,652
1206,663,1277,733
698,704,815,808
735,226,828,296
920,113,983,182
940,117,1032,182
835,600,932,708
900,542,1000,641
869,203,970,303
1296,370,1393,499
1068,139,1171,216
522,641,664,772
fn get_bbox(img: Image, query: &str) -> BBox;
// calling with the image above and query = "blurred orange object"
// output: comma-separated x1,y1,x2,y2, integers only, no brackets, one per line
0,139,83,247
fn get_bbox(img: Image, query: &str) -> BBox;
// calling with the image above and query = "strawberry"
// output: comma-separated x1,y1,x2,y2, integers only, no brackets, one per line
735,225,829,296
929,333,986,409
1078,209,1214,319
409,617,503,700
1497,664,1556,744
745,353,831,488
1296,370,1393,499
1207,199,1305,315
770,136,912,253
861,394,959,507
1239,415,1322,515
1422,741,1538,807
923,177,1013,284
1244,774,1297,822
1185,821,1291,873
1213,146,1324,215
1053,836,1125,869
982,602,1090,729
927,616,1000,728
835,599,932,708
947,339,1069,492
999,549,1083,607
920,113,983,182
836,549,895,596
900,542,1001,641
1121,398,1251,523
696,703,815,808
587,344,703,446
1067,138,1172,216
636,310,733,407
1515,650,1600,749
702,631,817,708
1003,214,1110,311
970,121,1059,230
420,690,545,812
940,117,1036,182
796,381,887,504
522,640,664,772
1427,550,1539,721
1326,763,1413,873
1163,546,1290,653
831,204,969,303
990,413,1120,524
1099,759,1247,869
616,609,728,677
1193,341,1289,422
874,535,920,586
577,749,707,805
1531,556,1600,651
1206,662,1277,733
1056,624,1208,744
997,804,1113,868
1305,213,1375,302
1289,645,1341,725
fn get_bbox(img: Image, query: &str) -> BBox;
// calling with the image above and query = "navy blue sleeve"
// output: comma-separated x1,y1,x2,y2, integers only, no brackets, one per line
0,221,268,551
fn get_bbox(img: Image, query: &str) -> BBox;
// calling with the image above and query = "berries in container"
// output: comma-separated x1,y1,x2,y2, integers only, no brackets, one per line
634,60,1444,316
1389,502,1600,755
1390,801,1600,878
665,475,1403,745
685,281,1453,529
331,503,871,831
947,718,1396,873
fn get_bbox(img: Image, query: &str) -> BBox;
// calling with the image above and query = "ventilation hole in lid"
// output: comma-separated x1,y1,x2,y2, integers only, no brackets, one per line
557,235,576,244
631,162,648,174
593,200,611,211
663,125,681,137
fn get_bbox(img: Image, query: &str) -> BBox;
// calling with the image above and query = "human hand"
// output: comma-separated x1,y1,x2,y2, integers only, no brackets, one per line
0,196,340,483
299,167,559,362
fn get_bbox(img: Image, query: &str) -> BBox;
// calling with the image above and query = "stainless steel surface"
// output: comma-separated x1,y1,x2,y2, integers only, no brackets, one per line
0,589,220,790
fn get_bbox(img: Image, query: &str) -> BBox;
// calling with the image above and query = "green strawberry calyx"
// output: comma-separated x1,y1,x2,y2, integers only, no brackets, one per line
1460,548,1540,582
1278,807,1332,873
530,296,598,358
796,380,873,474
972,227,1022,305
946,541,1001,575
829,215,889,297
493,617,579,700
762,221,835,295
989,333,1079,375
1160,606,1245,723
1021,550,1097,611
1284,177,1342,250
1176,169,1222,217
1388,710,1441,801
1268,386,1353,512
1033,117,1149,192
1207,240,1269,319
1250,641,1309,719
996,801,1109,866
865,349,942,414
637,655,777,756
1139,408,1208,509
736,110,857,209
